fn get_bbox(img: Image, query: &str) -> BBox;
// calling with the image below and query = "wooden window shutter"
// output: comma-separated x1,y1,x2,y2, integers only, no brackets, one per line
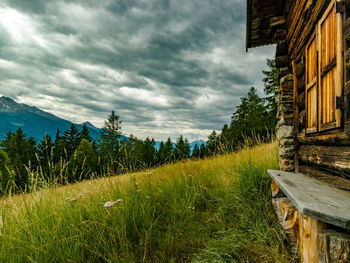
306,36,318,133
317,1,343,131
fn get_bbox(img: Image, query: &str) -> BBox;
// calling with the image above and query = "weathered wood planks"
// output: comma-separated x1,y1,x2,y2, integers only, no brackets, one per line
299,145,350,178
268,169,350,229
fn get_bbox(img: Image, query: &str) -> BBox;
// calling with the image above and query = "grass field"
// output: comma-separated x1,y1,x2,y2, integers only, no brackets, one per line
0,142,295,263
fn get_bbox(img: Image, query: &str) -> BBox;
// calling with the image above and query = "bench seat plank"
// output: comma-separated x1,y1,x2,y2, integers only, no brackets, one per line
267,170,350,230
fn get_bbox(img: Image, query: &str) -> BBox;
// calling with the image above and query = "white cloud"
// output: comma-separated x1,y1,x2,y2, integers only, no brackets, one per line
119,87,169,107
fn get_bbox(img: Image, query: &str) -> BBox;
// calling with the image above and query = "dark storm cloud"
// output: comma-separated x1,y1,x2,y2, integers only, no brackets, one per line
0,0,274,141
3,0,48,14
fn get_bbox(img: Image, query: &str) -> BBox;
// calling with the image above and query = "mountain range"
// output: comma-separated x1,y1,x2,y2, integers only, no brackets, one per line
0,96,204,150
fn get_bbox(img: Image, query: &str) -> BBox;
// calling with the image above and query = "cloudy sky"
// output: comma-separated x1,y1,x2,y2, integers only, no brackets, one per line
0,0,274,141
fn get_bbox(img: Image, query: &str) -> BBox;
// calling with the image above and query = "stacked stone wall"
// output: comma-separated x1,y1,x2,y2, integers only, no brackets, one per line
276,73,295,171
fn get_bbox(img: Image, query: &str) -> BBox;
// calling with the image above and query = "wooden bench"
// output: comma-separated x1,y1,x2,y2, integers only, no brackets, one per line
268,169,350,230
267,170,350,262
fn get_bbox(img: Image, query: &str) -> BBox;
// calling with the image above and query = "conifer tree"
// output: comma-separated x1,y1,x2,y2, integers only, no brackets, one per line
199,144,208,159
0,149,12,194
0,129,37,189
174,135,191,160
37,134,53,175
63,124,81,157
157,141,165,164
91,140,98,152
262,59,279,129
70,139,97,181
229,87,268,143
142,137,156,167
99,111,122,157
191,144,200,158
80,124,92,143
163,137,174,162
207,131,219,155
53,129,66,162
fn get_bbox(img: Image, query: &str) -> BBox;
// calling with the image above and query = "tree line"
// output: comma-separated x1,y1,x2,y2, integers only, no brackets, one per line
0,113,198,195
0,59,278,195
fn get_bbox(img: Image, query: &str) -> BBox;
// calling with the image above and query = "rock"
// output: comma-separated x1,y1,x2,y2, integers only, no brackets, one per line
279,145,295,158
279,158,295,171
277,125,294,140
279,138,294,147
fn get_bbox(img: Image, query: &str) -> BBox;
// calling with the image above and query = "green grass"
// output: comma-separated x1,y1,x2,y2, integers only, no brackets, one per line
0,142,295,263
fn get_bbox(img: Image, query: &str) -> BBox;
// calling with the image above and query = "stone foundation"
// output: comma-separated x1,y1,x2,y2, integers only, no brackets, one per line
276,73,295,171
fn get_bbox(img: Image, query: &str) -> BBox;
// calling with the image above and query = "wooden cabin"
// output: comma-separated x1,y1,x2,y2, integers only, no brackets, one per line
246,0,350,262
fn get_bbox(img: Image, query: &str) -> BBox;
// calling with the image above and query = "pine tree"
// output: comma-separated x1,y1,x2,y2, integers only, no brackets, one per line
157,141,165,164
99,111,122,172
262,58,279,129
53,129,66,162
174,135,191,160
63,124,81,157
199,144,207,159
191,144,200,158
0,129,37,189
219,124,232,150
37,134,53,175
80,124,92,143
163,137,174,163
99,111,122,157
230,87,268,144
0,149,12,194
142,137,156,167
207,131,218,155
91,140,98,152
70,139,97,181
133,136,146,169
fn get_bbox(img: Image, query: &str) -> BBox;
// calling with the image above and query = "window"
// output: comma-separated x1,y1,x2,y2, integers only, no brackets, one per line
305,0,343,133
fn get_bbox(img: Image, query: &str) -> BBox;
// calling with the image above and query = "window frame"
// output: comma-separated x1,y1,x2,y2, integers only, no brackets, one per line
304,0,344,135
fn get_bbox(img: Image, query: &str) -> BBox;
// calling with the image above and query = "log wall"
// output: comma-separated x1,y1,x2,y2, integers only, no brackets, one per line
260,1,350,262
281,0,350,181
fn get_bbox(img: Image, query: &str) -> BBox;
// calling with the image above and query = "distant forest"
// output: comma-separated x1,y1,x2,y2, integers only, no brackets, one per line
0,59,278,195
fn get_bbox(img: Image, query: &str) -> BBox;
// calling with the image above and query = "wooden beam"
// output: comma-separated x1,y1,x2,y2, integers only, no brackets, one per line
271,179,285,197
299,165,350,191
298,129,350,145
297,74,305,93
299,145,350,178
270,16,286,28
276,41,288,56
298,110,306,130
297,92,305,110
294,60,305,78
298,213,326,263
274,29,287,41
276,55,289,68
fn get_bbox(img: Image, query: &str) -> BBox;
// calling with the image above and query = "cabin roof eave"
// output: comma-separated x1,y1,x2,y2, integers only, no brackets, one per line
246,0,284,51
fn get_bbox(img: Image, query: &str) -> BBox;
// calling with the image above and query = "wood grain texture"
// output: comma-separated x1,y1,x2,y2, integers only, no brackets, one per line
288,0,332,60
268,169,350,229
299,145,350,177
299,213,326,263
299,165,350,191
298,128,350,145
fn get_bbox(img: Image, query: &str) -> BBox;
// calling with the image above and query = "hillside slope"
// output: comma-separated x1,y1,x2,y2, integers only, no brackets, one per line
0,142,294,263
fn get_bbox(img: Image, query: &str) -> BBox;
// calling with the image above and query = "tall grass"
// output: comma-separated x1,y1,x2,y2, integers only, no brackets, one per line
0,142,295,263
